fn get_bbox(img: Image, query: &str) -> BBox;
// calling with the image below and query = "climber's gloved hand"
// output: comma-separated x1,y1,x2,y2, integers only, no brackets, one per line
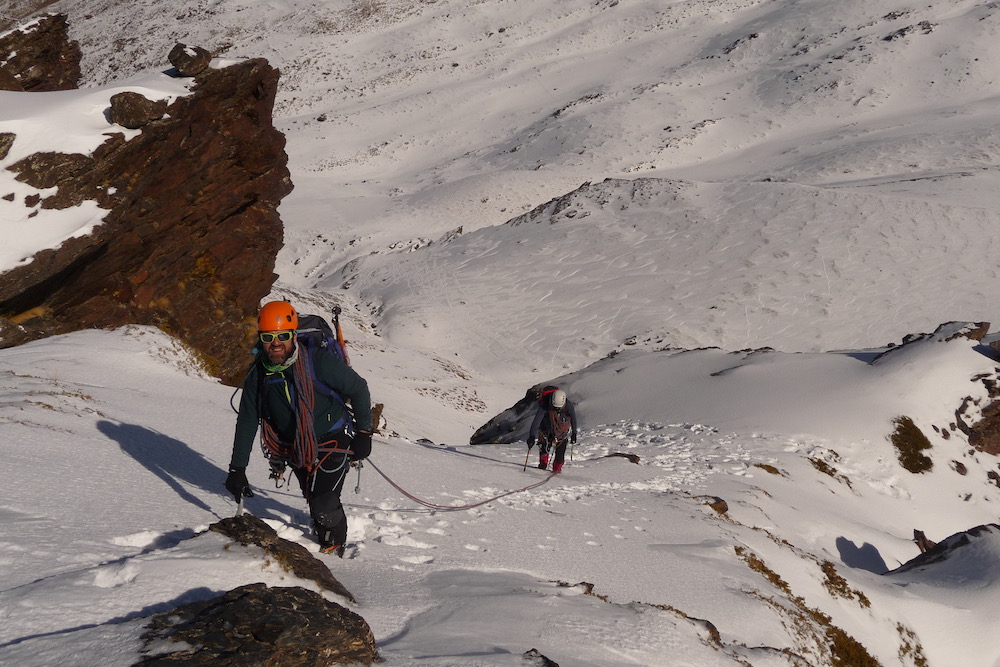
350,431,373,462
225,465,253,501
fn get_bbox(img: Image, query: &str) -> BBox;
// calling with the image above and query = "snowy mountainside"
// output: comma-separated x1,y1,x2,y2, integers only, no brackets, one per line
340,177,1000,382
8,0,1000,382
3,326,1000,665
15,0,1000,281
6,0,1000,663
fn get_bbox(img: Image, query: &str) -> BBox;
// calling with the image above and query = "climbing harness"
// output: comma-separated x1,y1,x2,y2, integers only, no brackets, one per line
365,458,554,511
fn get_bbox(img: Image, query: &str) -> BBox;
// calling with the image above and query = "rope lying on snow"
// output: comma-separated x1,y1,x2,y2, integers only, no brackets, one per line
364,458,554,511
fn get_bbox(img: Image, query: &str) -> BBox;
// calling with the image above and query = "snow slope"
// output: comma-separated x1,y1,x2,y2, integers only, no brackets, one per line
4,0,1000,664
3,323,1000,666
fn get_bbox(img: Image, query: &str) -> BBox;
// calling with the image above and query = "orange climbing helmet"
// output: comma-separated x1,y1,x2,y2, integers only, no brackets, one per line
258,300,299,331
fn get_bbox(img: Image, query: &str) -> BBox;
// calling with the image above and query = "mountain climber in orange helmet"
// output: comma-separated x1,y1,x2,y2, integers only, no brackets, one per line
225,300,373,558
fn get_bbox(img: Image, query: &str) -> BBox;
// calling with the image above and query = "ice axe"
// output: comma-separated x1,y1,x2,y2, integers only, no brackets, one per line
235,485,253,517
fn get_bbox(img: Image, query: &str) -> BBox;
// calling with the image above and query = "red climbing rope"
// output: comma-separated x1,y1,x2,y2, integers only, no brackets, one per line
365,459,554,511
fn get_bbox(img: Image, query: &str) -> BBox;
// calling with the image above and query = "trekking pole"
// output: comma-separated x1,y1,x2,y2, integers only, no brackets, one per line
236,495,244,517
523,447,531,471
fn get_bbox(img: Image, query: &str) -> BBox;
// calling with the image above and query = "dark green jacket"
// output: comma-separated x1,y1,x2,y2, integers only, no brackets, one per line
230,344,372,468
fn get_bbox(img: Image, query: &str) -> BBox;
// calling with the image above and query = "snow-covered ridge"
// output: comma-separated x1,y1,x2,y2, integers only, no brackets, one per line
4,322,1000,665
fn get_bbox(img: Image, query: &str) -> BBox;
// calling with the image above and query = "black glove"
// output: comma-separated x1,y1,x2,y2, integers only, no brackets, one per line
527,436,535,448
571,433,577,444
350,431,372,462
225,466,254,501
268,460,286,481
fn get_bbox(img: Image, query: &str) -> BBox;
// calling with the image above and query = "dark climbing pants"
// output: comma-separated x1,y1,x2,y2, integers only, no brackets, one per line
292,431,352,546
539,433,569,467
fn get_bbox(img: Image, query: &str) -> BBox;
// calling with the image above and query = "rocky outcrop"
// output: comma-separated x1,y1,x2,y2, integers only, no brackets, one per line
0,42,292,385
135,515,379,665
209,514,355,602
470,383,555,444
871,320,990,364
888,524,1000,574
0,14,80,91
137,583,380,665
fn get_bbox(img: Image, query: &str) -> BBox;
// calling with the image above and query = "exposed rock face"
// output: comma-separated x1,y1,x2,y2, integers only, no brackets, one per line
871,320,990,364
0,14,80,91
0,43,292,385
209,514,356,602
888,524,1000,574
470,383,553,444
857,321,1000,459
137,583,381,666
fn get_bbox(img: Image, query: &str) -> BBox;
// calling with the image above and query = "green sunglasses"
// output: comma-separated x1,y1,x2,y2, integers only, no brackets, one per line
259,331,294,343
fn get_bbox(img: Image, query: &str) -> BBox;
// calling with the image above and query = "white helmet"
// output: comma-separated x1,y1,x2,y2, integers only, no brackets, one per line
551,389,567,408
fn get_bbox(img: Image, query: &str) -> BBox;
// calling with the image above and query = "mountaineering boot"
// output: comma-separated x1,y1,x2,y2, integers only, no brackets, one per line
321,544,346,558
538,454,549,469
552,462,563,474
316,525,337,552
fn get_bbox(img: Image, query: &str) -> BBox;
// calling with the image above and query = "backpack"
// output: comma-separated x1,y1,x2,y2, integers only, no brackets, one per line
296,311,350,366
537,385,571,440
288,309,353,422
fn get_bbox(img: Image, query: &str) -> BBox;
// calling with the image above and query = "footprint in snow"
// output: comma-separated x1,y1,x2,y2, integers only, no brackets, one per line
400,554,434,564
377,534,436,549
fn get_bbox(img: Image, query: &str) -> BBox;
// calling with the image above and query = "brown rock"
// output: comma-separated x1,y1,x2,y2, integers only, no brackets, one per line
109,91,168,129
912,529,937,553
0,50,291,385
0,67,21,91
168,42,212,77
209,514,356,602
945,321,990,342
956,367,1000,456
137,583,380,665
0,133,14,159
0,14,80,91
964,400,1000,455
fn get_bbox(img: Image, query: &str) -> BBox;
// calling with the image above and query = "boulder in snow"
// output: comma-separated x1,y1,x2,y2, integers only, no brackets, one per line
137,582,379,665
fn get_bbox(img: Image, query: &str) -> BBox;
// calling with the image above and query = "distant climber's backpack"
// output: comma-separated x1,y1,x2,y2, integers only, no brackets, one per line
537,385,571,440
